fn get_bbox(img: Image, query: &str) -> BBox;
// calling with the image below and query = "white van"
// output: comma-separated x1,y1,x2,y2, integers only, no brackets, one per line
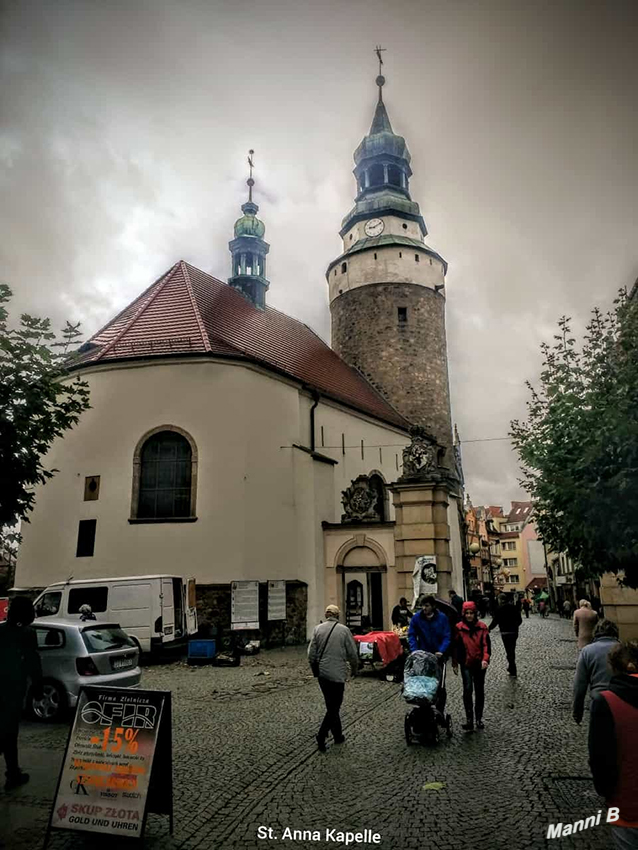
33,574,198,653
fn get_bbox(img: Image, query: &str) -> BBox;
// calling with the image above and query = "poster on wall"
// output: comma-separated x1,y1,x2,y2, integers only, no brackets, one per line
0,598,8,622
412,555,437,608
45,686,172,845
267,580,286,621
231,580,260,630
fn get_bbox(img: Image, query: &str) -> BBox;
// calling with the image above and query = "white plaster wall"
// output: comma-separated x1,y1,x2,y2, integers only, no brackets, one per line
328,244,445,302
342,216,423,248
16,359,304,588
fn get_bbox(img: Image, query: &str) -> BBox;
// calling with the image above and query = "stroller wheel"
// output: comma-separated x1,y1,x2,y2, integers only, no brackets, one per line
426,727,439,746
404,713,412,745
445,713,453,738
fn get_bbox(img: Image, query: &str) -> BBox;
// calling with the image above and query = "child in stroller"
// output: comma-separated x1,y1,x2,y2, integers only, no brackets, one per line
403,650,453,744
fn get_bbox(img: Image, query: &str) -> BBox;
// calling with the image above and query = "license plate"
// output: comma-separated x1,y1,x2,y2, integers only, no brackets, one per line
113,658,133,670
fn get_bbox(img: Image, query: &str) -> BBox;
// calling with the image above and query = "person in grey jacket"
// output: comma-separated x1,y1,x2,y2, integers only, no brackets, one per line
308,604,359,752
573,618,620,724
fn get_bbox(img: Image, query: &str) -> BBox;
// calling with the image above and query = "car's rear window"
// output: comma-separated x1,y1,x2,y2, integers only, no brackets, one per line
81,626,136,653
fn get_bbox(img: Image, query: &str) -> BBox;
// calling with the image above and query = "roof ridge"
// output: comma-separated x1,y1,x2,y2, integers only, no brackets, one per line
179,261,211,353
95,262,182,361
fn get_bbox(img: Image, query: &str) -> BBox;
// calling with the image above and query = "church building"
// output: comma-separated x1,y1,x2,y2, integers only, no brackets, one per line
15,65,465,640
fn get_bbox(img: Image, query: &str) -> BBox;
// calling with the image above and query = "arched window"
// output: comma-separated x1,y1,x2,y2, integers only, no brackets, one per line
387,165,402,187
134,430,196,520
369,163,385,187
369,474,386,521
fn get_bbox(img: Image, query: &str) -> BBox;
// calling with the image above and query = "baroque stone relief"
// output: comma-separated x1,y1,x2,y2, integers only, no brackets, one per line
400,426,445,481
341,475,381,522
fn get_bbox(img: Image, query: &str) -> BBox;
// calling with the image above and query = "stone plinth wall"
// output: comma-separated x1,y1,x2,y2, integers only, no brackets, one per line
601,573,638,641
330,283,453,455
391,482,453,601
196,581,307,647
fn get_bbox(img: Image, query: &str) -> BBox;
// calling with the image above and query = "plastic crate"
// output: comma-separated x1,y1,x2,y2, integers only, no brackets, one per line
188,639,216,660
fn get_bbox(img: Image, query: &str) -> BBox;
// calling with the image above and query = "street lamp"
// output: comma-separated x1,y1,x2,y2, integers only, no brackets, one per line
468,542,480,593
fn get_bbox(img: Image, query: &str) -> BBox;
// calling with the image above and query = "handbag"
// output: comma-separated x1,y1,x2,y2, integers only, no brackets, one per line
311,621,338,678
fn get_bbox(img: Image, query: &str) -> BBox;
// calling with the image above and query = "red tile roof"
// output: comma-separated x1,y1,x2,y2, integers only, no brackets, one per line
73,261,410,430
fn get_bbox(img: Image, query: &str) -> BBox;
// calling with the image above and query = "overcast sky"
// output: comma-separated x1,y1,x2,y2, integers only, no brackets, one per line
2,0,637,507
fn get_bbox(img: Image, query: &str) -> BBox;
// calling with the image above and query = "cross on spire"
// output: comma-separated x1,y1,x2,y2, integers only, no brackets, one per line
247,149,255,202
374,46,386,102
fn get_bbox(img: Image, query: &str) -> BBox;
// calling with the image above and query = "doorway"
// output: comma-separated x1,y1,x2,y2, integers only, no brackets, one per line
343,570,384,633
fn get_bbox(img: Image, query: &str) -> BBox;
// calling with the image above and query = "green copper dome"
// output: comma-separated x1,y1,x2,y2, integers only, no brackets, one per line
234,201,265,239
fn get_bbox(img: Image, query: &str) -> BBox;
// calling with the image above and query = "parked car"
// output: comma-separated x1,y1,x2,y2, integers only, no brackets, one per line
29,618,141,722
33,574,198,653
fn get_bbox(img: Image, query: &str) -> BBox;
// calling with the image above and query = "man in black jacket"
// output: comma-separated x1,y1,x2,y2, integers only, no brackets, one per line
589,641,638,847
488,593,522,677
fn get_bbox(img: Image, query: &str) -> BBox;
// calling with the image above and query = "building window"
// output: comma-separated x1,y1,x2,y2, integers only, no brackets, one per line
369,473,386,521
398,307,407,324
399,252,402,258
131,426,198,522
369,163,385,187
342,433,345,456
76,519,97,557
334,269,337,276
415,254,420,263
321,425,325,447
84,476,100,501
374,253,377,260
429,258,432,265
138,431,192,519
349,234,353,240
361,439,364,460
341,262,347,274
402,223,408,230
387,165,402,187
68,586,108,613
503,558,518,567
503,541,516,551
508,574,520,583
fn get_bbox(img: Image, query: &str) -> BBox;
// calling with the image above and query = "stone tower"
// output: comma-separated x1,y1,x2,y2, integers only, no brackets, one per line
327,68,454,464
228,150,270,310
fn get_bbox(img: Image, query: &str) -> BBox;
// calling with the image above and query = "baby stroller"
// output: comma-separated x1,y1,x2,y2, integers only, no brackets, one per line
403,651,453,745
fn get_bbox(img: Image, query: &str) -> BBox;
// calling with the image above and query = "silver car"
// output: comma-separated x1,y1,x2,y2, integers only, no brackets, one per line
30,618,142,722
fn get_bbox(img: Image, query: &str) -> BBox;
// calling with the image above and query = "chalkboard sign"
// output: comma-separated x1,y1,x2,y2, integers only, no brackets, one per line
44,686,172,845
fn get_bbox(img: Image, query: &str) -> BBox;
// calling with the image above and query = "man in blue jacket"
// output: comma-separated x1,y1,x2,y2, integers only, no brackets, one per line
408,595,451,657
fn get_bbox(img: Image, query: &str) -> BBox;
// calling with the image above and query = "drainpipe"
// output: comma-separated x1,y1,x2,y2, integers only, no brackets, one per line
309,390,320,451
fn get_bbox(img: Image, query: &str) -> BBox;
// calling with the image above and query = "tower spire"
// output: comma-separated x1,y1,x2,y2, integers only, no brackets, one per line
228,149,270,310
247,149,255,203
374,45,386,103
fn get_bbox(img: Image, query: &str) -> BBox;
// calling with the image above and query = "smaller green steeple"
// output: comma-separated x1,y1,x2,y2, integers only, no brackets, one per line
228,150,270,310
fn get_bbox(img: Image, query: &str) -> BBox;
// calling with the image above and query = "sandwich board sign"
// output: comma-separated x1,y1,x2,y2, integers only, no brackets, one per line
44,686,173,846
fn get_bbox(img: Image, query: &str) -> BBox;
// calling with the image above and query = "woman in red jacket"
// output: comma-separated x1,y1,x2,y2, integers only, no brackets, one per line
452,601,491,732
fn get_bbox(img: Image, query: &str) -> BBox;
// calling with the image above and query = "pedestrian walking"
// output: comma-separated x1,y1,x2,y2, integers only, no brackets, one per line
308,604,359,752
0,596,43,790
448,589,464,617
452,601,490,732
574,599,598,650
573,619,620,724
589,641,638,848
521,597,531,619
562,599,573,620
489,593,522,677
408,595,451,658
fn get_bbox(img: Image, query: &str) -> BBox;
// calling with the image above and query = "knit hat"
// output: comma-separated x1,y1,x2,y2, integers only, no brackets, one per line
462,601,477,614
325,604,340,617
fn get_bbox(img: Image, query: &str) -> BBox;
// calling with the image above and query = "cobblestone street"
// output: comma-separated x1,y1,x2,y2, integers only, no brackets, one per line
0,615,615,850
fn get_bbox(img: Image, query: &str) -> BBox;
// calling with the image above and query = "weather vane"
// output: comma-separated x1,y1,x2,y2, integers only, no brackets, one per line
247,149,255,202
374,45,386,100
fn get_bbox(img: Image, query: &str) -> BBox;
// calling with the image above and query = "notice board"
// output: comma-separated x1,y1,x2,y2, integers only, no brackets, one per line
45,686,172,845
267,580,286,621
231,580,259,630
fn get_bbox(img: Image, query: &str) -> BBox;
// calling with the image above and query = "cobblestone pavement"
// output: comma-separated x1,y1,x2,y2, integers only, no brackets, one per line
0,615,617,850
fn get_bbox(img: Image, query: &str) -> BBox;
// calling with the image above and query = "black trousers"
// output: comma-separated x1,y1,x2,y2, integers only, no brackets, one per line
318,678,345,742
461,666,486,722
524,608,529,618
501,633,518,675
0,731,20,777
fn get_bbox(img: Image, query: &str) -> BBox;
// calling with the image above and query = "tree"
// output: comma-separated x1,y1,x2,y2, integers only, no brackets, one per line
0,284,91,572
510,290,638,588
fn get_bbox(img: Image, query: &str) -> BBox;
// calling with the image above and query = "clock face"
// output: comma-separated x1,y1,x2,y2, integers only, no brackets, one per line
364,218,385,237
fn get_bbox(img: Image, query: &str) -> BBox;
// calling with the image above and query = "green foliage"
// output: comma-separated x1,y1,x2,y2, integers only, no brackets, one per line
511,290,638,588
0,285,91,544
